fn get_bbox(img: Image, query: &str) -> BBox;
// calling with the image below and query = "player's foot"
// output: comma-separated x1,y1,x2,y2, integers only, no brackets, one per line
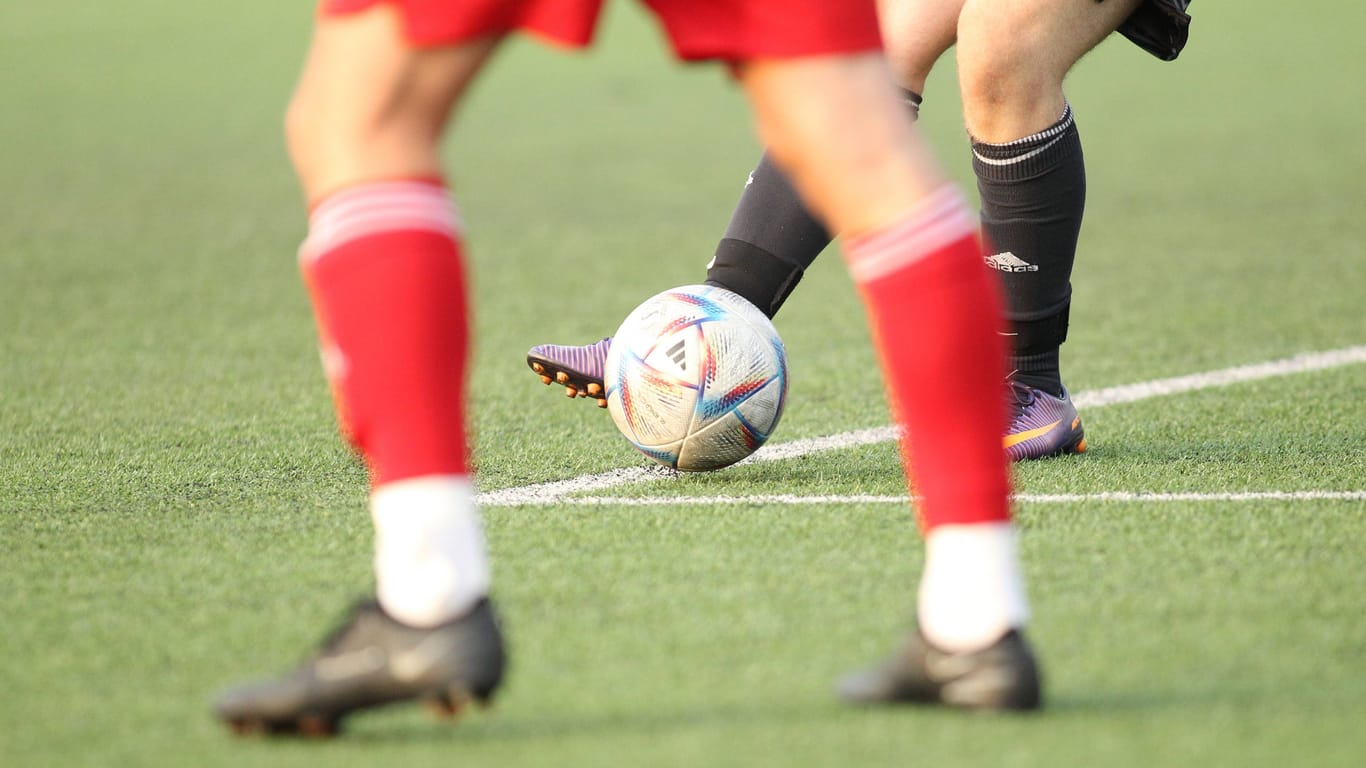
1004,380,1087,461
526,337,612,407
838,627,1042,711
214,598,506,737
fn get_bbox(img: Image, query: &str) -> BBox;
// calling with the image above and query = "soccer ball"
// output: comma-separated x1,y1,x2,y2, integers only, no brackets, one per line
605,284,788,472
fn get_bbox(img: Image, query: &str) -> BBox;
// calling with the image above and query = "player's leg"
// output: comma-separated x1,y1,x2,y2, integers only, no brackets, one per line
215,6,506,735
957,0,1142,459
526,0,960,407
289,4,498,626
708,0,962,314
737,52,1039,710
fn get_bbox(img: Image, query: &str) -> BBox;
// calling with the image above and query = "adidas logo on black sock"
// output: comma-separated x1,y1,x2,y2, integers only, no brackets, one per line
985,252,1040,273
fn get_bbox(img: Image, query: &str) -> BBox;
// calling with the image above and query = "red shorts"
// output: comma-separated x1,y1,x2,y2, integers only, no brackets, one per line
320,0,882,60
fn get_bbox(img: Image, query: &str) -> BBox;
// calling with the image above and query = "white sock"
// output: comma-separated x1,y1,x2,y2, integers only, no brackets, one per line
370,475,491,628
917,522,1030,654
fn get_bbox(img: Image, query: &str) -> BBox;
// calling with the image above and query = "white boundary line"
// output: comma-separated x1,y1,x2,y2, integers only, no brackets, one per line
495,491,1366,507
479,345,1366,507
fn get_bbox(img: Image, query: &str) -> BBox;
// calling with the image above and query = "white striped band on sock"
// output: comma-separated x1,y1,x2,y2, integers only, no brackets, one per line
300,181,462,263
971,103,1075,168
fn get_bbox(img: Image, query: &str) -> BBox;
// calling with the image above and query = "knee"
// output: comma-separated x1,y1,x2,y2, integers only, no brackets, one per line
955,2,1060,115
283,78,368,195
283,78,445,200
957,2,1076,139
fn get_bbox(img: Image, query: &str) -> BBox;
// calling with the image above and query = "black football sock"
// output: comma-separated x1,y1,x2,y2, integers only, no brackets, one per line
706,152,827,319
973,102,1084,398
708,92,923,319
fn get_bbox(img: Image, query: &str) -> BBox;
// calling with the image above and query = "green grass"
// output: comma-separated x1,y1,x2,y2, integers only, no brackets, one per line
3,2,1365,766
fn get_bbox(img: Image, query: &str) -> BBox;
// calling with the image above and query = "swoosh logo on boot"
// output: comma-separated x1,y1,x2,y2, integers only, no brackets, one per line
389,634,455,682
1003,420,1062,449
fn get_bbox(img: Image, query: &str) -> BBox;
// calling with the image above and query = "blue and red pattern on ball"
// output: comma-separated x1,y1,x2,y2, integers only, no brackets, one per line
743,335,788,441
615,345,697,455
634,442,684,467
695,369,775,423
654,289,731,337
718,336,787,448
676,314,785,466
693,311,787,424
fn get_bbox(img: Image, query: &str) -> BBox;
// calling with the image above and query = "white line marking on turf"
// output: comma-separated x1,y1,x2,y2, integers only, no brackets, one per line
508,491,1366,507
478,345,1366,507
1070,345,1366,409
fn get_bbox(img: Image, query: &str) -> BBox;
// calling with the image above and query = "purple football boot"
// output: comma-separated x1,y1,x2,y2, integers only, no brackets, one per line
526,337,613,407
1003,380,1087,461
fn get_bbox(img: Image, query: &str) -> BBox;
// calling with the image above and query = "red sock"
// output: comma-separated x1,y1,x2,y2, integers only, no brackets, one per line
300,180,470,485
844,186,1011,530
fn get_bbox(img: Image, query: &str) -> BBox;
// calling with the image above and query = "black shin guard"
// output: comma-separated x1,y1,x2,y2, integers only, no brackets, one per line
973,103,1084,396
1007,308,1069,396
705,239,806,319
707,91,923,319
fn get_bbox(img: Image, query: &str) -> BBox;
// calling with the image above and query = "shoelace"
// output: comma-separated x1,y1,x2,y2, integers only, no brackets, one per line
1006,379,1036,426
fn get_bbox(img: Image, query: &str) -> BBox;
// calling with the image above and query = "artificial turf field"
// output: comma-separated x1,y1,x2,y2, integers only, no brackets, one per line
3,2,1364,766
